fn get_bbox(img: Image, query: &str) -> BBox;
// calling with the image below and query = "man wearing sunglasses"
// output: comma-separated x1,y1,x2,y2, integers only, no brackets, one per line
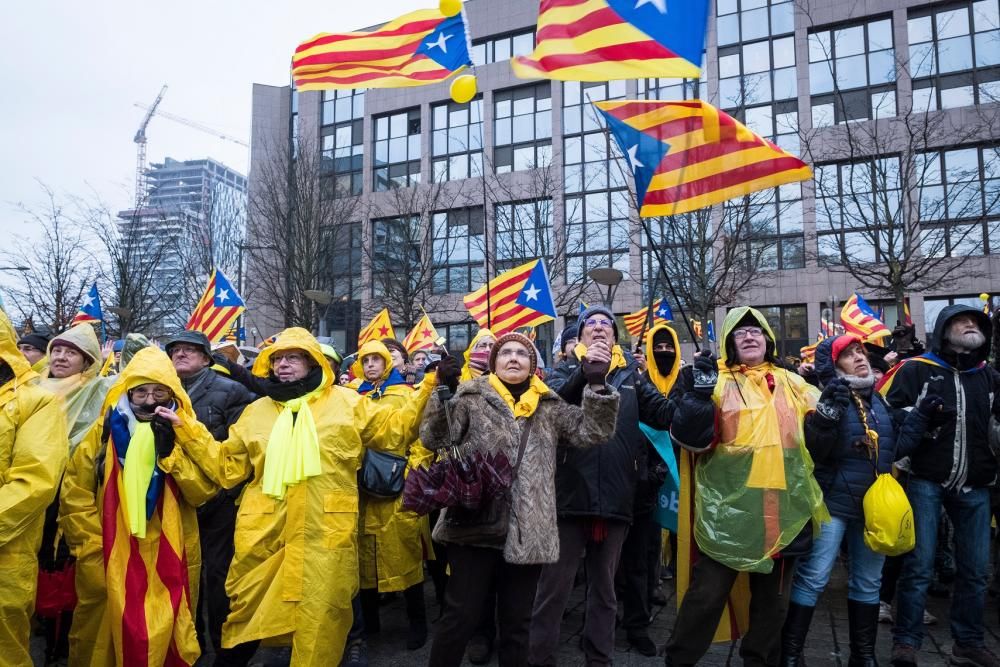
529,304,675,667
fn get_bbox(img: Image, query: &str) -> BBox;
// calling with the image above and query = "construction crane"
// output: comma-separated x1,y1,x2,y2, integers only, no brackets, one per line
134,84,167,209
132,103,250,149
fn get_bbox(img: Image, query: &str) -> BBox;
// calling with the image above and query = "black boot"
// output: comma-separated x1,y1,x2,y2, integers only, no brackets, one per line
780,601,815,666
847,600,879,667
359,588,380,635
404,583,428,650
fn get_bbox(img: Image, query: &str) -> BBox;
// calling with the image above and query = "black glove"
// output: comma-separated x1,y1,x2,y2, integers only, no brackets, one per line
582,352,611,386
151,416,176,458
435,355,461,394
691,350,718,400
921,393,957,430
917,394,945,417
816,379,851,421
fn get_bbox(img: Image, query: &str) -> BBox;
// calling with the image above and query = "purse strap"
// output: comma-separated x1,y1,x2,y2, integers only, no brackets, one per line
511,418,533,484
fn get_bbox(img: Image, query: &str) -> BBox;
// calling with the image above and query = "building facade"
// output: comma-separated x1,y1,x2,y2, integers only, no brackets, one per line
247,0,1000,362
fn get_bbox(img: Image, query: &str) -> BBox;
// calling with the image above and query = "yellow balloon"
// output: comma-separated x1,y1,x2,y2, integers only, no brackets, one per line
450,74,477,104
980,292,990,301
440,0,462,17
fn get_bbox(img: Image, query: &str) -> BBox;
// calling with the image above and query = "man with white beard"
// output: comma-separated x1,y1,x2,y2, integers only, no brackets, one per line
880,305,1000,667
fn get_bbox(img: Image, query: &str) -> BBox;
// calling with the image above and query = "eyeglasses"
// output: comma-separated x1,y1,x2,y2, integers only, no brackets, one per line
169,344,204,357
271,352,310,366
130,387,172,402
731,326,764,340
584,318,614,330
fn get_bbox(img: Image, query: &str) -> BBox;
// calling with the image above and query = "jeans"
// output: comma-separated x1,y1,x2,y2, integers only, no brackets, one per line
790,515,885,606
893,476,991,649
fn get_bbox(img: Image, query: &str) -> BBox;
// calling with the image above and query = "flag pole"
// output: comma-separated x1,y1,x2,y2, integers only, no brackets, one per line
471,75,492,331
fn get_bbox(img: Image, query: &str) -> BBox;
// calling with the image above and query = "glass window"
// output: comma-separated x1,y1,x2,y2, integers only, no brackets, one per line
493,83,552,173
320,90,365,197
373,108,421,191
430,207,486,293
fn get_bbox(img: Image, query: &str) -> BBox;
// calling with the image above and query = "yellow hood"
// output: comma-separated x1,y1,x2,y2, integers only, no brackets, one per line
46,323,102,380
350,340,392,382
461,328,495,381
101,346,196,420
251,327,333,391
645,323,681,396
720,306,778,367
0,309,34,387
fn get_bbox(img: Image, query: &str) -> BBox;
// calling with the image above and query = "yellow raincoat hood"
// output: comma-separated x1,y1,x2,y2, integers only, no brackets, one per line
460,328,495,382
719,306,777,367
41,324,113,450
644,324,681,396
0,311,35,388
350,341,393,382
252,327,333,390
102,346,196,421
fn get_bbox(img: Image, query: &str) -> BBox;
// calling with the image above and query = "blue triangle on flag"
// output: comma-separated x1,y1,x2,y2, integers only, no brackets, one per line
605,0,710,69
579,302,588,316
598,109,671,208
515,261,557,318
707,320,716,342
855,293,877,318
213,270,245,308
415,14,473,71
655,298,674,321
80,283,103,320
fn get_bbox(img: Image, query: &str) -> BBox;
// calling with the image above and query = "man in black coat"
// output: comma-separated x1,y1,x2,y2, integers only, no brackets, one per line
528,305,674,667
882,305,1000,667
164,330,254,666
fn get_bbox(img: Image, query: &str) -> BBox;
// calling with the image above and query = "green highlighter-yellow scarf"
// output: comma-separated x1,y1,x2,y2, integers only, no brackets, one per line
122,421,156,538
262,393,322,499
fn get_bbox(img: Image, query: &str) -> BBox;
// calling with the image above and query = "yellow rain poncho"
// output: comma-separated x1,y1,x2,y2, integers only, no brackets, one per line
162,328,437,665
692,307,827,573
59,347,218,667
353,341,434,592
0,311,68,666
460,328,495,381
41,324,114,451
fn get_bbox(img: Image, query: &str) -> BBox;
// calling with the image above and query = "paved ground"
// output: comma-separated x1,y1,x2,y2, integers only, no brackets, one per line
31,557,1000,665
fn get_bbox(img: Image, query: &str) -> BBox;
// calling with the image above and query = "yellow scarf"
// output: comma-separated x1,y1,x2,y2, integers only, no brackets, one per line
262,393,322,499
122,421,156,538
573,342,627,377
488,374,549,419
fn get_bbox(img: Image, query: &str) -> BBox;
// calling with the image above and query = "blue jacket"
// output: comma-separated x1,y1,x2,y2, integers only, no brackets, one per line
805,337,927,521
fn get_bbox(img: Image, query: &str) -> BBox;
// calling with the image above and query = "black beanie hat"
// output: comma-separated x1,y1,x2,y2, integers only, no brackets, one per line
652,328,673,347
577,305,619,340
18,332,52,352
560,327,578,350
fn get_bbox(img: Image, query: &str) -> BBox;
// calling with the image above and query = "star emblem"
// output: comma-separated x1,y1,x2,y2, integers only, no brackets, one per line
634,0,667,12
657,307,669,318
217,288,230,302
422,328,433,339
82,294,95,308
626,144,644,173
523,284,541,302
427,31,453,53
378,325,389,336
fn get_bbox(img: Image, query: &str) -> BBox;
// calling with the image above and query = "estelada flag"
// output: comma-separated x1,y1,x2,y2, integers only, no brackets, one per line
292,6,473,91
402,313,441,353
185,269,245,343
512,0,710,81
595,100,812,216
359,308,396,348
841,293,890,342
463,259,557,336
623,298,669,337
71,283,103,325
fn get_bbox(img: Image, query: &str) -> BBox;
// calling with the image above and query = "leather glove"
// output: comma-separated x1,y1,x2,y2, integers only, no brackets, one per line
691,350,718,400
582,354,611,386
815,379,851,421
152,416,176,458
435,355,461,394
917,394,944,417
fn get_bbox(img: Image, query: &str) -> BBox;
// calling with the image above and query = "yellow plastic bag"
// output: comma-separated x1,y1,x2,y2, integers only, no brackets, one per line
862,473,915,556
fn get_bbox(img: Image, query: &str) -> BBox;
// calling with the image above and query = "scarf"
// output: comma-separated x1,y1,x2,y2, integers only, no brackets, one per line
573,342,628,377
262,365,323,402
357,367,407,396
261,390,322,499
180,366,213,398
488,374,549,418
110,395,170,538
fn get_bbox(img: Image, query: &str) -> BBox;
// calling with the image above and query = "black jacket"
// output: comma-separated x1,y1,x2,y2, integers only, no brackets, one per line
882,304,999,490
546,352,673,522
184,368,255,441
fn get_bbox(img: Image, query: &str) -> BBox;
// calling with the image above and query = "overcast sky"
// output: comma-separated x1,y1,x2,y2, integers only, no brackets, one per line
0,0,425,235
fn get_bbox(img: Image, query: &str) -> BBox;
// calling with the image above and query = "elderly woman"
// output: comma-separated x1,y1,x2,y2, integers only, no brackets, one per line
780,335,938,667
420,332,620,666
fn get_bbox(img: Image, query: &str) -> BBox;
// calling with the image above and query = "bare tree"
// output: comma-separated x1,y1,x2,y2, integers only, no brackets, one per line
245,135,364,331
2,184,94,331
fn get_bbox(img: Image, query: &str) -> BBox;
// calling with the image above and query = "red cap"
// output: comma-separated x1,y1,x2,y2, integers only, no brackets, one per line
831,335,864,365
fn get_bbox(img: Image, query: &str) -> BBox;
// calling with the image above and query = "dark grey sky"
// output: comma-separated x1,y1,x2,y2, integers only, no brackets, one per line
0,0,424,232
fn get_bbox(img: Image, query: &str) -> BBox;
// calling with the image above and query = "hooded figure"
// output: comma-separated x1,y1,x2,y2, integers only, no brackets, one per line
0,310,68,665
156,327,438,665
460,328,495,382
41,324,115,451
350,340,434,648
58,347,217,667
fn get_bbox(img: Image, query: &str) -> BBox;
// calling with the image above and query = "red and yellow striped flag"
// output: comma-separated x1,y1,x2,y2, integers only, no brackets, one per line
595,100,813,216
623,302,668,337
401,313,440,353
292,7,474,91
185,269,245,343
841,293,890,342
358,308,396,348
463,259,557,336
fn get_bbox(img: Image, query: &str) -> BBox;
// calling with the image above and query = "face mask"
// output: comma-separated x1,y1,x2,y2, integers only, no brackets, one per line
653,350,676,376
130,399,174,421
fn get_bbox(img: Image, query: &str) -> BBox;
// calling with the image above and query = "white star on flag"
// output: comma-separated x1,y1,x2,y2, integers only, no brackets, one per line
427,31,453,53
523,284,541,302
82,294,95,308
626,144,644,173
217,289,230,302
635,0,667,12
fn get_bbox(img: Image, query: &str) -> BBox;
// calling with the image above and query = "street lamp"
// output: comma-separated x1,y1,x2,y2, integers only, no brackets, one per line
587,267,624,307
303,289,333,338
0,266,30,273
